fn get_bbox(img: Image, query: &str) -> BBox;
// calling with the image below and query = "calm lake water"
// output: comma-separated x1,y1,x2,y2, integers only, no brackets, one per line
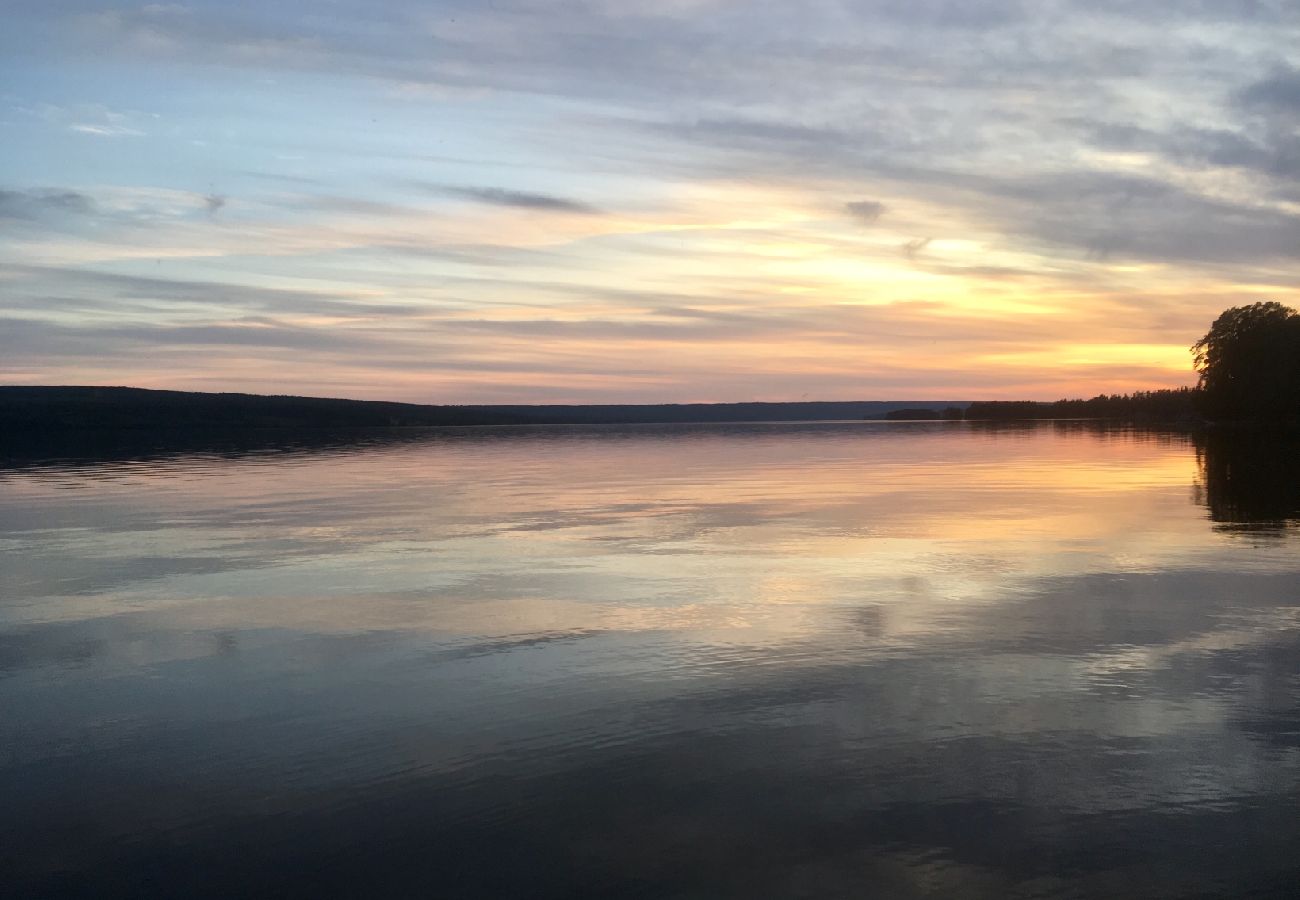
2,422,1299,898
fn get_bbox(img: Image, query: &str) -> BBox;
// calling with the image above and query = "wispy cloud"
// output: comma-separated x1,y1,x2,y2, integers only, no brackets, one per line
437,185,602,215
0,188,96,219
902,237,933,260
5,0,1298,399
70,123,144,138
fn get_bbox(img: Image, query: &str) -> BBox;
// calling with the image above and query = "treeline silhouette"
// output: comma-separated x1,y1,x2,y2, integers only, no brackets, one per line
0,387,968,433
963,388,1198,421
883,407,965,421
0,387,517,430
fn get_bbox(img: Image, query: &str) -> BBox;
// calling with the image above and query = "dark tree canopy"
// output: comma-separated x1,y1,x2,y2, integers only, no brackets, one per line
1192,302,1300,421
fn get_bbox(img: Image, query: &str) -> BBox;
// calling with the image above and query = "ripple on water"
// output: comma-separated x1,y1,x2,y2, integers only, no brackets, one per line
1,422,1298,897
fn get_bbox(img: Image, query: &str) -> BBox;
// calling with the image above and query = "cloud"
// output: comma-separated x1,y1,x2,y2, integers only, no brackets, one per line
972,169,1300,266
1236,65,1300,113
70,123,144,138
0,185,241,241
0,188,97,220
1074,117,1300,182
3,265,419,320
845,200,887,224
439,185,602,214
0,316,402,360
4,0,1298,399
20,101,152,137
902,237,933,260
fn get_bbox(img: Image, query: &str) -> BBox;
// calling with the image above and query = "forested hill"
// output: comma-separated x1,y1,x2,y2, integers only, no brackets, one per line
0,387,969,431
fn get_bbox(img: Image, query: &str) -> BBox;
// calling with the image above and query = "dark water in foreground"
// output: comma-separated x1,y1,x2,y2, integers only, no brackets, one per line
2,422,1298,898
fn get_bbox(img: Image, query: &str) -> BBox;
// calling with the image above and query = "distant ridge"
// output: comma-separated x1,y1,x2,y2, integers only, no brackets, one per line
0,386,971,432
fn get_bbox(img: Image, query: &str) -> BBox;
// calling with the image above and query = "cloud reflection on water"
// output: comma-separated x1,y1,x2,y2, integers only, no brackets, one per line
1,422,1298,897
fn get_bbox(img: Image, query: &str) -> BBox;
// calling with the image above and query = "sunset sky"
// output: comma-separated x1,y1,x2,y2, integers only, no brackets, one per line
4,1,1300,403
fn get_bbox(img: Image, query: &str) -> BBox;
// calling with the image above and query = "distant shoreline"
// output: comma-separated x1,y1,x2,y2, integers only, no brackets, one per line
1,386,975,432
8,385,1280,434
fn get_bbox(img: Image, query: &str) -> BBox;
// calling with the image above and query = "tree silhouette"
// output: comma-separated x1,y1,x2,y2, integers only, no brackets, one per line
1191,302,1300,421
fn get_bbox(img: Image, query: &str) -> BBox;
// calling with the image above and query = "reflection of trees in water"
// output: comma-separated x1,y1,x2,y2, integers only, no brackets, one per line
966,420,1300,532
964,421,1300,532
965,419,1194,448
1195,429,1300,531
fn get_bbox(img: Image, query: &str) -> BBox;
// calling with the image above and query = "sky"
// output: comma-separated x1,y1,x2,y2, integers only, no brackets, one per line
3,1,1300,403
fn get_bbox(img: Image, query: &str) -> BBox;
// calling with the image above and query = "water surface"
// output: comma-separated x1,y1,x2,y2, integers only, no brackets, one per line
2,422,1298,898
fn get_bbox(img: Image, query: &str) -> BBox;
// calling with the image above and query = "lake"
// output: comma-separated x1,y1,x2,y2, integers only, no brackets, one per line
2,422,1298,898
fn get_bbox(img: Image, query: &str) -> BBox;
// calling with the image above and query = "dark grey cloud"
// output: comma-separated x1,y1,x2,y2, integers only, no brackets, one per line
1076,118,1300,183
845,200,887,224
0,187,96,219
902,237,933,260
5,266,423,319
0,184,221,238
1236,65,1300,113
439,185,601,215
0,315,395,355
